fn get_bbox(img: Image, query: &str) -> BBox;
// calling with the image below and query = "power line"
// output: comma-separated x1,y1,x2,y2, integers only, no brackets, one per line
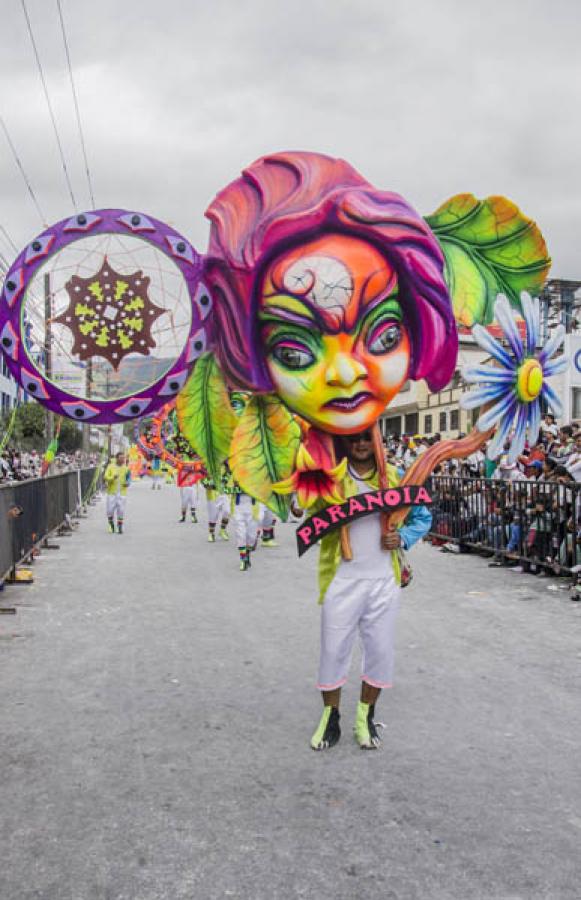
56,0,96,209
0,238,16,269
0,114,46,224
0,224,19,255
20,0,77,211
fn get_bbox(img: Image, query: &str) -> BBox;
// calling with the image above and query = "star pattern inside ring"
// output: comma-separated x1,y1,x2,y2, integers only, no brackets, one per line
54,258,166,370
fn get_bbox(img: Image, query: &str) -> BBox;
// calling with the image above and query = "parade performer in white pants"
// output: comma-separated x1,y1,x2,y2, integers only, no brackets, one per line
204,476,230,542
310,431,431,751
103,451,131,534
234,489,260,571
177,464,199,523
260,505,278,548
150,456,163,490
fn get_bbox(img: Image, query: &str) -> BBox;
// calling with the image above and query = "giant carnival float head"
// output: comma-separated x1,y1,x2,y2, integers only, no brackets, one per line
203,152,456,436
0,150,566,537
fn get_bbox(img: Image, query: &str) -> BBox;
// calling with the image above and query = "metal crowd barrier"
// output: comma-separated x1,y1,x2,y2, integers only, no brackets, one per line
427,475,581,575
0,467,99,583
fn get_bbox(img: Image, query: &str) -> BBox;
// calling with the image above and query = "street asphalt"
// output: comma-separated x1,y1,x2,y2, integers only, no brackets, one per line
1,478,580,900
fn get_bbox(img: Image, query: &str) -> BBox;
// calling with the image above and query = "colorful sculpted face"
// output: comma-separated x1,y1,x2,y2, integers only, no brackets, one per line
258,234,410,435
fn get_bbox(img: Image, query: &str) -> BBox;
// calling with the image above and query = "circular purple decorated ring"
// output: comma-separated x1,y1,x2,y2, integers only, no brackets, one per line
0,209,209,424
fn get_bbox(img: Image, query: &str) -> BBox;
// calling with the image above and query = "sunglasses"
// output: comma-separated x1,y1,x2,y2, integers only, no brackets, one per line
346,432,372,443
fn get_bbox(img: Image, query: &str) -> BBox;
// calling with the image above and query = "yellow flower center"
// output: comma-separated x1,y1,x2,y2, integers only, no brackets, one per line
516,358,543,402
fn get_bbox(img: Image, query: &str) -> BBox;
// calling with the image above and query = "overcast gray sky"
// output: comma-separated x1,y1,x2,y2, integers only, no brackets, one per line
1,0,579,277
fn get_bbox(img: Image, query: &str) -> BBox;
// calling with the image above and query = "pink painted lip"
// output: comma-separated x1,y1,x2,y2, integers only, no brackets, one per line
324,392,373,412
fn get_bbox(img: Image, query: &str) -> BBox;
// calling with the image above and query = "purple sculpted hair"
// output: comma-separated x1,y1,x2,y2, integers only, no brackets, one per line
204,150,457,392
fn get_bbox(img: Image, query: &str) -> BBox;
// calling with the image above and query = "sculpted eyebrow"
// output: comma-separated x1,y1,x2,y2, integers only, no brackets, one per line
360,291,401,319
355,294,402,336
259,304,317,327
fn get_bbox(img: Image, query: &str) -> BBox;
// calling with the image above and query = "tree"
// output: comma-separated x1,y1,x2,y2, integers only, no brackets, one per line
1,402,88,452
0,401,46,450
59,418,83,452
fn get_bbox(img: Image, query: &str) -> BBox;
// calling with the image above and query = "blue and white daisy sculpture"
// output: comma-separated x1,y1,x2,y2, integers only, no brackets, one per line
461,293,567,463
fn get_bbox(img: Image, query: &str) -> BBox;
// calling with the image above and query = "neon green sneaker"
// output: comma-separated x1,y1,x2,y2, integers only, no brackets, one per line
220,528,229,541
262,538,278,548
207,532,216,543
310,706,341,751
354,701,383,749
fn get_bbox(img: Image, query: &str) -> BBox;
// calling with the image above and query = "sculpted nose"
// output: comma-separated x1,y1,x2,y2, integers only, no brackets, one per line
325,353,367,387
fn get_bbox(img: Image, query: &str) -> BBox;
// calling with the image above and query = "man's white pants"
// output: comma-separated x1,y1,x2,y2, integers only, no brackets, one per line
207,494,229,524
260,506,276,529
180,485,198,511
106,494,126,520
317,575,401,691
234,496,258,547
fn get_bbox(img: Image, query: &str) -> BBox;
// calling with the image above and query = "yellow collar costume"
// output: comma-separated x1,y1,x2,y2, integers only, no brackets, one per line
317,464,432,603
103,462,131,496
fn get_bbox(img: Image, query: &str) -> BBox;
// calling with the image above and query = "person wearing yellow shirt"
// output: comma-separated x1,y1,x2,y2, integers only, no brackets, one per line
103,451,131,534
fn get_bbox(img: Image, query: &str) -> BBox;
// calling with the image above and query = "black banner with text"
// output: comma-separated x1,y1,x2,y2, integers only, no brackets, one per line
296,485,433,556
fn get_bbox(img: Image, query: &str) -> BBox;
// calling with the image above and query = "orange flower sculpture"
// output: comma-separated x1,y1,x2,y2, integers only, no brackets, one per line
274,427,347,509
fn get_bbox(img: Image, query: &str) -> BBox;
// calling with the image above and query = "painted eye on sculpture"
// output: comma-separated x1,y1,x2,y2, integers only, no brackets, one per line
24,235,55,265
186,328,207,363
272,343,315,370
22,368,50,399
366,321,401,355
63,212,102,232
165,236,198,265
114,397,152,418
0,321,19,358
117,213,155,232
61,400,100,420
159,369,189,396
192,282,212,322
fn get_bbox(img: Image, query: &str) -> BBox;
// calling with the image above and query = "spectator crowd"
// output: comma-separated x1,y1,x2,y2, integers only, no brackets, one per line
0,448,98,484
383,414,581,589
383,414,581,481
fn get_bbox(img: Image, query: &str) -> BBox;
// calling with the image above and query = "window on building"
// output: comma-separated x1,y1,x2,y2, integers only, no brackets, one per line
573,388,581,420
424,414,432,434
404,413,419,435
450,409,460,431
384,416,402,437
439,411,447,432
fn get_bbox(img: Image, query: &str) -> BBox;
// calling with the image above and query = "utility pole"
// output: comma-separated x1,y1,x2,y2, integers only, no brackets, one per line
44,273,54,446
82,358,93,453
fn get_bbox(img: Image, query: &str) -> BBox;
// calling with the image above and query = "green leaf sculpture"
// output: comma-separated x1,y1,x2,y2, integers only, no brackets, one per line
175,353,236,484
425,194,551,327
230,394,301,520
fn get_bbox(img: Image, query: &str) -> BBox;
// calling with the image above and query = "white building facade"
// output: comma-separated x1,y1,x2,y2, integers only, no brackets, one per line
552,333,581,424
0,356,19,416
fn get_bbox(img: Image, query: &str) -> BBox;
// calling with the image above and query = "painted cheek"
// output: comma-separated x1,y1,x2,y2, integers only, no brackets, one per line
266,361,322,411
362,333,410,402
